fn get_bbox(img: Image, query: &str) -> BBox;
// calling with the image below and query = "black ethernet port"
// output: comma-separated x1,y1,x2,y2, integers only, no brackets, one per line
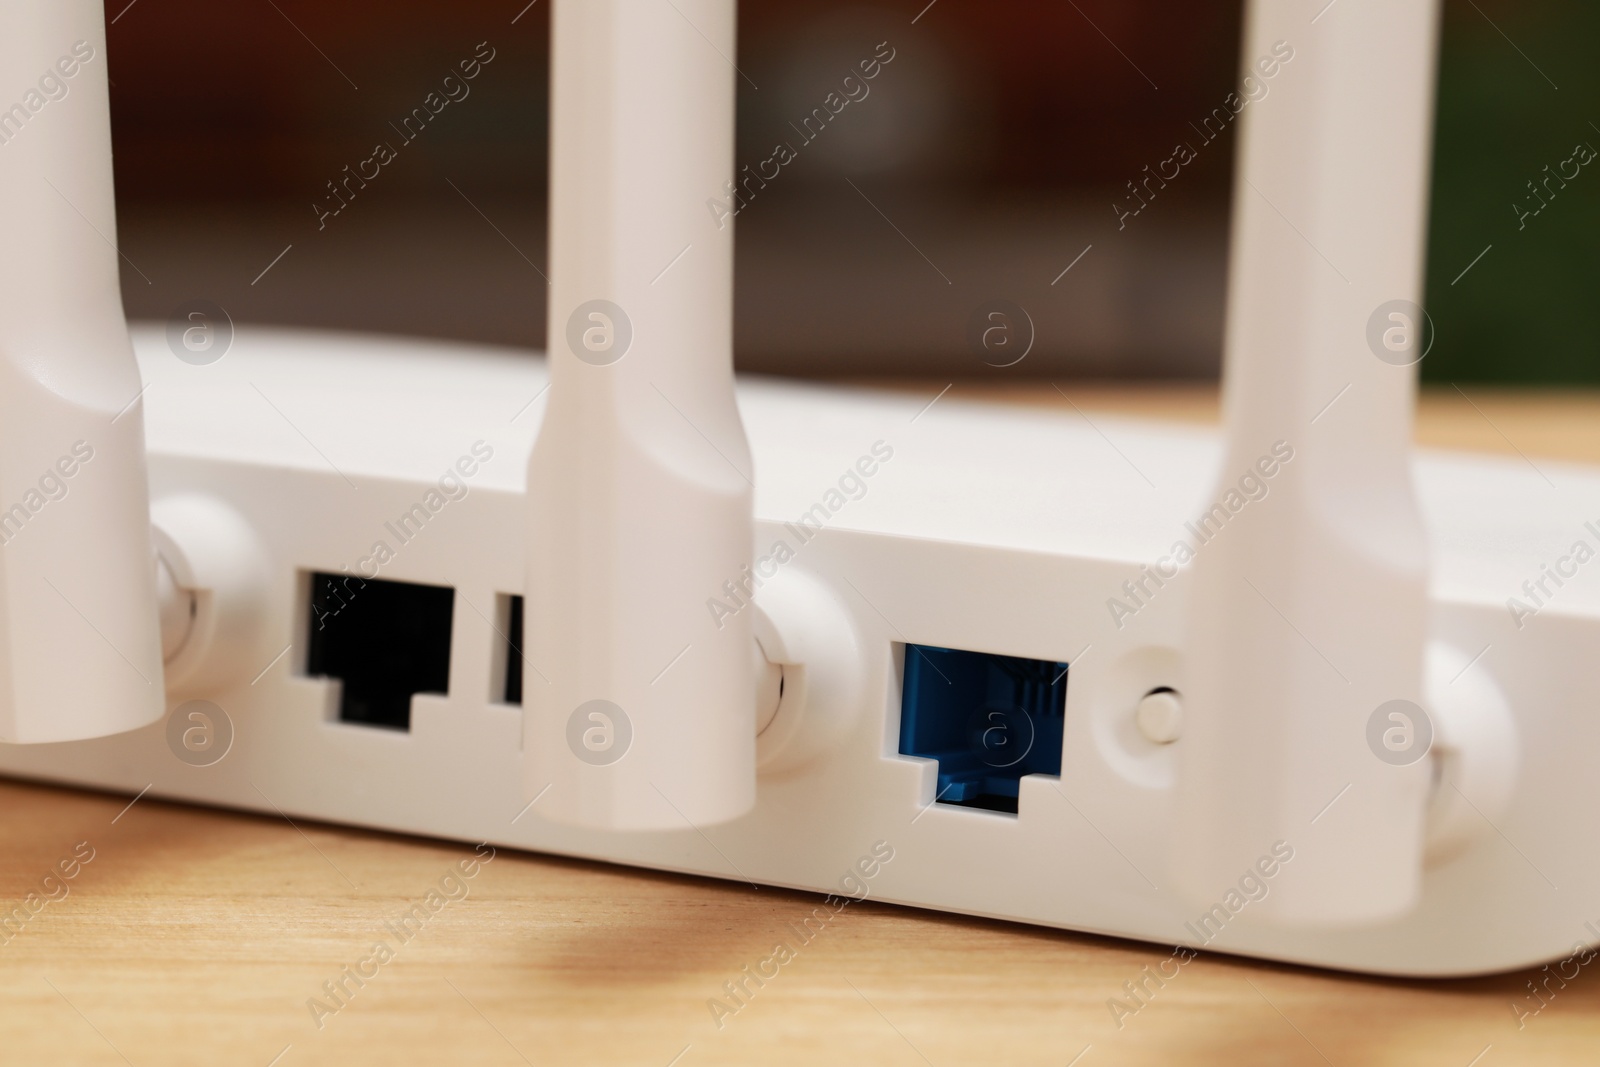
305,572,454,730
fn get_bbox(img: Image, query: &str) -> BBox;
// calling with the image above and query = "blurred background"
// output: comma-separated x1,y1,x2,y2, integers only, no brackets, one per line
101,0,1597,382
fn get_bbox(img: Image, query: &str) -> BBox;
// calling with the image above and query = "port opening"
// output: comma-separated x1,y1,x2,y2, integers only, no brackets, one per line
497,593,525,705
898,644,1068,814
304,572,454,730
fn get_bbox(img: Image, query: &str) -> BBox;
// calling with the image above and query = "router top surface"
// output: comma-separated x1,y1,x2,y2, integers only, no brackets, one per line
132,324,1600,620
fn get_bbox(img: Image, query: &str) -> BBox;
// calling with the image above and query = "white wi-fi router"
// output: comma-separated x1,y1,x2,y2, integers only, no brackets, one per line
2,0,1591,978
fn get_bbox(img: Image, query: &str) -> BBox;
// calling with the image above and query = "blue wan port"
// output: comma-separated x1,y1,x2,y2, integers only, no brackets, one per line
898,645,1069,814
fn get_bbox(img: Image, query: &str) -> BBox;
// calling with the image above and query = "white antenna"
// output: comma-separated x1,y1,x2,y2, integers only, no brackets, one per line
1172,0,1443,923
0,0,166,742
524,0,757,829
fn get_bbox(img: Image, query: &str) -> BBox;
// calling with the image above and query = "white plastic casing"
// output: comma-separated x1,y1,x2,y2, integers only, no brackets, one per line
0,324,1590,978
0,0,165,743
524,0,756,829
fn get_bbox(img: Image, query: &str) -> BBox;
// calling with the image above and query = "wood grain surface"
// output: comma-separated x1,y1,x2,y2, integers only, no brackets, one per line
2,386,1597,1067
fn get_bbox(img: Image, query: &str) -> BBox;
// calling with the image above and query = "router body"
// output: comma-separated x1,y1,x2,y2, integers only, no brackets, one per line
0,325,1589,979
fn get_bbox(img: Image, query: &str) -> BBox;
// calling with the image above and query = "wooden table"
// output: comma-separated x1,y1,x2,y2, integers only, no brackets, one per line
3,385,1598,1067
